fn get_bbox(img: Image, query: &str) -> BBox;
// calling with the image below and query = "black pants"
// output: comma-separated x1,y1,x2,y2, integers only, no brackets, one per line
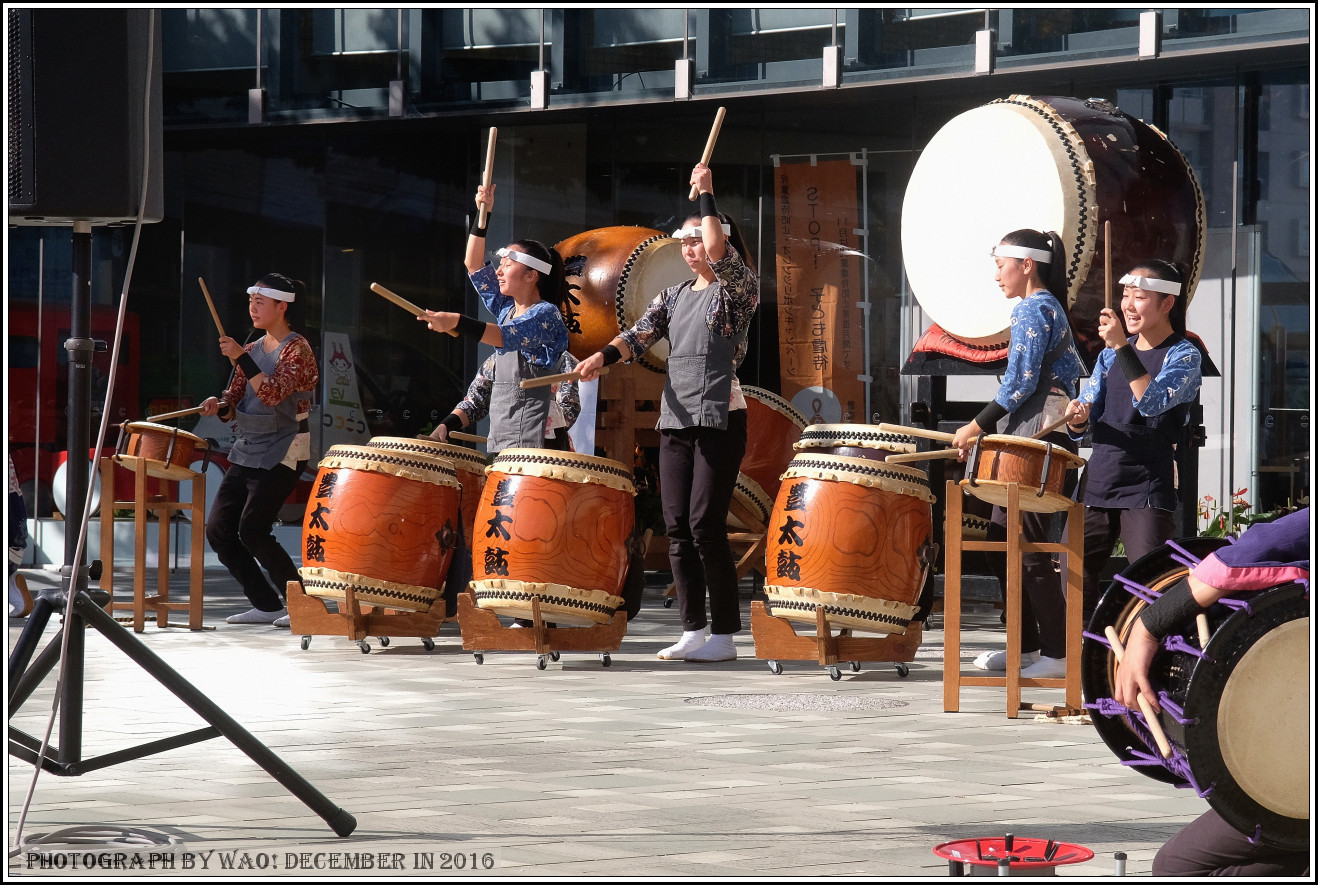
659,409,747,635
206,461,305,611
1082,503,1177,619
1153,807,1310,877
985,433,1078,660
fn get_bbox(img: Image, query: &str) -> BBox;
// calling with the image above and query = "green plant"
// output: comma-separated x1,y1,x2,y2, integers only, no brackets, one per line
1198,488,1299,538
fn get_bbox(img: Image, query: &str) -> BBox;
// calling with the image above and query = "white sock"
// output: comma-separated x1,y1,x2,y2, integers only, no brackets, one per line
684,633,737,662
657,629,708,660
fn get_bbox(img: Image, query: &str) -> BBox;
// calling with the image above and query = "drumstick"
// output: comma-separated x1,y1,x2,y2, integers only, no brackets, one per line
1104,219,1113,311
688,106,727,201
877,422,956,444
1196,613,1211,649
370,282,458,337
147,405,205,423
518,367,609,390
1104,625,1173,759
478,127,497,229
198,277,236,364
449,430,487,445
881,448,963,464
1031,414,1072,440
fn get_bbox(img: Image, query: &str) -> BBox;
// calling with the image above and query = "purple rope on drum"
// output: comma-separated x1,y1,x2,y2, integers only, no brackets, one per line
1163,633,1210,662
1113,572,1159,605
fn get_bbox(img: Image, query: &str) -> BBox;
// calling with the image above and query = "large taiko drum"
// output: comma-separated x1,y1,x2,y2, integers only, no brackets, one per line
1082,539,1310,850
367,436,488,546
555,226,692,373
740,387,807,503
115,421,209,480
960,434,1086,513
298,445,461,613
793,423,917,463
470,449,636,626
764,453,936,635
902,94,1205,355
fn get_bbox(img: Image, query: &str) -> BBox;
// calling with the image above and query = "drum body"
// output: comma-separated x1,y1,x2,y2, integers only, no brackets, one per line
368,436,487,546
764,453,935,635
555,226,692,373
1082,540,1310,850
298,445,461,613
902,94,1204,355
116,421,207,480
740,387,807,502
960,434,1085,513
793,423,916,463
470,449,636,626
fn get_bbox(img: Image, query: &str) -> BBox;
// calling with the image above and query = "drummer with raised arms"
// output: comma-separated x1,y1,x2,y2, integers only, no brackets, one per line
420,183,569,455
1063,261,1202,618
951,230,1083,680
199,273,319,626
578,162,759,663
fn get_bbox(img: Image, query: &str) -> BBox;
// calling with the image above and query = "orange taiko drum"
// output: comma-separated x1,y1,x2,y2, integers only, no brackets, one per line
368,436,488,546
727,472,773,533
740,387,807,502
793,423,917,463
115,421,208,480
298,445,461,613
470,449,636,626
555,226,692,373
960,434,1086,514
764,453,936,635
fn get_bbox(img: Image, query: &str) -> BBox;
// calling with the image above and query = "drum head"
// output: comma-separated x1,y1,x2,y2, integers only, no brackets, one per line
1184,583,1310,850
903,97,1095,343
1081,537,1228,787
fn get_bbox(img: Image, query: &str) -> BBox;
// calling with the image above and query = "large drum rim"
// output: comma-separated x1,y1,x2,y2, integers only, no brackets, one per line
615,232,680,374
318,445,460,488
488,448,636,494
795,424,917,454
1183,583,1310,849
742,386,808,428
298,565,442,613
783,452,935,502
471,577,624,627
368,436,489,473
123,421,208,447
763,584,916,635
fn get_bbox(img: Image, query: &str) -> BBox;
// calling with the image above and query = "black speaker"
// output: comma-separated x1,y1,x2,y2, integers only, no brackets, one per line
7,8,163,225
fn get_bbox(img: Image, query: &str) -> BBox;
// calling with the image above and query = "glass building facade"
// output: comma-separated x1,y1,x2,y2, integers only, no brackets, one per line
7,8,1310,533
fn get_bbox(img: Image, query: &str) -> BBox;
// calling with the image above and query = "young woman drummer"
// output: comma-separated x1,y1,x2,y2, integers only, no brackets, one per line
951,229,1083,679
1063,260,1203,617
577,162,759,663
199,273,319,626
419,183,569,456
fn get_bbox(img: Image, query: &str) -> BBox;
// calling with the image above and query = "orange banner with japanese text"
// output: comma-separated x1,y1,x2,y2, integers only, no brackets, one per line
774,158,865,424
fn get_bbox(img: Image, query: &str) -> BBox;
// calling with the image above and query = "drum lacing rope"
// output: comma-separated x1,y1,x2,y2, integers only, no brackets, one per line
371,440,484,469
733,477,770,524
473,586,614,617
491,452,633,484
303,576,435,607
790,457,931,491
801,428,914,447
766,597,911,630
743,387,807,425
327,450,457,481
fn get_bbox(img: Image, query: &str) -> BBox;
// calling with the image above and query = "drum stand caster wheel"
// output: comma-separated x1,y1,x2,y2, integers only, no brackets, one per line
767,660,783,675
357,641,371,654
599,653,611,668
300,636,311,651
849,661,861,673
895,664,910,678
550,651,561,663
664,597,674,608
473,652,484,665
828,665,842,681
422,638,435,652
537,654,549,670
379,636,390,648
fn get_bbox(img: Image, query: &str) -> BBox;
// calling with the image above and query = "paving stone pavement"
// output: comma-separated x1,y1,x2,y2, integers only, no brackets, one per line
8,567,1221,878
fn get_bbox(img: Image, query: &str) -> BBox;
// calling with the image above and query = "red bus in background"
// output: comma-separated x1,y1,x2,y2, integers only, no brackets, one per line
7,305,141,517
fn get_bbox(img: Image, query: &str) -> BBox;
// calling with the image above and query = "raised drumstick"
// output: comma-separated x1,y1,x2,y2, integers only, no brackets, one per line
1104,219,1113,311
146,405,206,423
479,127,497,228
198,277,235,364
1104,625,1173,759
876,422,956,444
370,282,458,337
449,430,487,445
519,367,609,390
688,106,727,201
881,448,964,464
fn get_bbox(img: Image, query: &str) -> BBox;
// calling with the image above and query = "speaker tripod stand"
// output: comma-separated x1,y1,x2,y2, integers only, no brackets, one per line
7,222,354,840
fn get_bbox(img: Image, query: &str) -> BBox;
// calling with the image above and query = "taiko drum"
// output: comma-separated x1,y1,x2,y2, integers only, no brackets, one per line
368,435,488,546
116,421,208,480
298,445,461,613
960,434,1085,514
740,387,807,502
764,453,935,635
555,226,692,373
793,423,917,463
470,449,636,627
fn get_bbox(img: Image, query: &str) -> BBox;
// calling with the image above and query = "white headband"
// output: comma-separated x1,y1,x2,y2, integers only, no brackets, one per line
247,284,295,303
496,247,552,276
672,224,732,241
992,244,1052,263
1120,274,1182,296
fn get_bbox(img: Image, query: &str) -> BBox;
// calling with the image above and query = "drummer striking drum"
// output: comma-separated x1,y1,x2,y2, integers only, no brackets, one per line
200,273,319,626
